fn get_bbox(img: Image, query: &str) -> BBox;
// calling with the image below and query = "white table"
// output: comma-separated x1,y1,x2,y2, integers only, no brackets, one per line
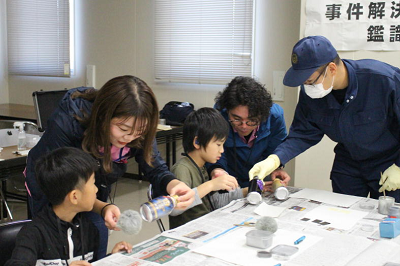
94,187,400,266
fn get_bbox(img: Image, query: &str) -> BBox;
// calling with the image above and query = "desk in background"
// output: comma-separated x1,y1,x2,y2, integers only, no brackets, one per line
155,127,183,169
0,146,28,219
0,103,36,122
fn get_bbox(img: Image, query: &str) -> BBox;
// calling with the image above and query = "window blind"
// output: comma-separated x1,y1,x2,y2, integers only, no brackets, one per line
155,0,254,84
7,0,71,77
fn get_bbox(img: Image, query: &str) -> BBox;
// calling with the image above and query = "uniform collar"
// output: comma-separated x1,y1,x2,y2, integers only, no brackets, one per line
325,60,358,109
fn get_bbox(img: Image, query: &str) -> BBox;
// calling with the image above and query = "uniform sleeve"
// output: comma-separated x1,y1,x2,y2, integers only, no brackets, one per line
274,89,325,165
5,226,42,266
392,73,400,167
209,188,244,209
135,139,176,197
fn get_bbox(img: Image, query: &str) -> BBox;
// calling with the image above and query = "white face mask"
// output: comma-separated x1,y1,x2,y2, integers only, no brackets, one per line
304,68,334,99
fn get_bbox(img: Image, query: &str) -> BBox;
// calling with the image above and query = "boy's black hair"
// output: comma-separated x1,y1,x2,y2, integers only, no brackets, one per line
183,107,229,153
35,147,99,206
215,76,273,122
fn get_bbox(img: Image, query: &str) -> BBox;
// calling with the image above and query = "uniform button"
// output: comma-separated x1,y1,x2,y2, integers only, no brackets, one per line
346,100,350,103
350,96,354,99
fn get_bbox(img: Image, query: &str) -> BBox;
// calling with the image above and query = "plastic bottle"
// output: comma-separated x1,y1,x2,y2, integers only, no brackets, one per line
140,195,179,222
14,122,27,151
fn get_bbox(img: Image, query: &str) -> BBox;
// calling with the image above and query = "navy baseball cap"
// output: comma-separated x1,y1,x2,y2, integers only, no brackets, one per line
283,36,337,87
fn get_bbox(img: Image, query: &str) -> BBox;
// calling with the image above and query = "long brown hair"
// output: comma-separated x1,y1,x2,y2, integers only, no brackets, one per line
73,75,159,173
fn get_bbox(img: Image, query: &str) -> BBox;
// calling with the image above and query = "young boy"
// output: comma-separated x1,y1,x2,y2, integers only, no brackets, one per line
6,147,132,266
169,108,248,229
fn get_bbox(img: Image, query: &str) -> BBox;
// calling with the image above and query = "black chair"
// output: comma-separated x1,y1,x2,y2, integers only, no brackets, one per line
0,219,31,265
147,184,166,232
32,90,68,132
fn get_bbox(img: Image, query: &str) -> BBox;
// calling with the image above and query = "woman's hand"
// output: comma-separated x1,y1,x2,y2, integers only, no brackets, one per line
93,200,121,230
167,180,195,210
103,204,121,230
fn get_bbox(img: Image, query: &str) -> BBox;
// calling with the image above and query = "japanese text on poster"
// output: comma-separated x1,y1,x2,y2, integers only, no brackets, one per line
305,0,400,50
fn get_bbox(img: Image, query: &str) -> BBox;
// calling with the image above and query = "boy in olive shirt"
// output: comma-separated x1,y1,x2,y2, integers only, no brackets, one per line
169,108,248,229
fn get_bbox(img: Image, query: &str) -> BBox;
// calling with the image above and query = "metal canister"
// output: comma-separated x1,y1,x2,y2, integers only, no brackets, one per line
247,177,263,204
272,179,289,200
140,195,179,222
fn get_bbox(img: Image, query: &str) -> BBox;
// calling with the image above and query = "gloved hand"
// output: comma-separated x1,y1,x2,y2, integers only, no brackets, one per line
249,154,280,180
379,164,400,192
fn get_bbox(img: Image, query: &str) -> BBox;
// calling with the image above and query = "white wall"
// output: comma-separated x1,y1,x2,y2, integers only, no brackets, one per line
252,0,300,184
0,0,8,103
2,0,301,181
294,0,400,191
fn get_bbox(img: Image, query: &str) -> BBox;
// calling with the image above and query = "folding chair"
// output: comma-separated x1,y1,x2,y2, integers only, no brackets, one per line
0,219,31,265
147,184,166,232
32,90,68,132
0,181,13,221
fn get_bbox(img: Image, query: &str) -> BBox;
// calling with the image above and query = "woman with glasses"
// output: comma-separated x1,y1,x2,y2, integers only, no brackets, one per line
207,76,291,188
25,75,195,259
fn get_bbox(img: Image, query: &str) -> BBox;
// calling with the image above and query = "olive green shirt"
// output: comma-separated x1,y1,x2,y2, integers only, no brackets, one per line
169,156,244,229
169,157,213,229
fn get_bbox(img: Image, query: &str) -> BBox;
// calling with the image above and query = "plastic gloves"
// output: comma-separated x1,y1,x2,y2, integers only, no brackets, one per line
249,154,280,180
379,164,400,192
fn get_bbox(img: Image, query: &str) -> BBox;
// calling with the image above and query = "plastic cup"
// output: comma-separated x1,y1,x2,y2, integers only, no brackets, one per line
378,196,395,215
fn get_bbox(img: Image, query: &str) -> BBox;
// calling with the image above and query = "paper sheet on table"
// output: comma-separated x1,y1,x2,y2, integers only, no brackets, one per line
290,188,361,207
92,253,155,266
289,232,373,266
303,205,368,230
346,240,400,266
254,202,286,217
193,227,321,266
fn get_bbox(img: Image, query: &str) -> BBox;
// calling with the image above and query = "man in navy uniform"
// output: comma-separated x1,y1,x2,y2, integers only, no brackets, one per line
249,35,400,201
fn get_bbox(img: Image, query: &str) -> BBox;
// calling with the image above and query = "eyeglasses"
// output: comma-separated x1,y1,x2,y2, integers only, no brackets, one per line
229,119,259,127
307,63,329,85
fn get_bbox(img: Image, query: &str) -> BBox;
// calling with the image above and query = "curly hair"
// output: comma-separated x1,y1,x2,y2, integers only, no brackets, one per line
215,76,273,122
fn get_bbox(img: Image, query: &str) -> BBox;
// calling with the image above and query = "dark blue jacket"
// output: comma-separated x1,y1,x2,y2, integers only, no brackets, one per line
26,87,175,212
6,204,99,265
208,103,287,187
275,59,400,175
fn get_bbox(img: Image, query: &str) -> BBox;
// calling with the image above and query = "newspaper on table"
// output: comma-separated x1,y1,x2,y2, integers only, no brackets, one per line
94,187,400,266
